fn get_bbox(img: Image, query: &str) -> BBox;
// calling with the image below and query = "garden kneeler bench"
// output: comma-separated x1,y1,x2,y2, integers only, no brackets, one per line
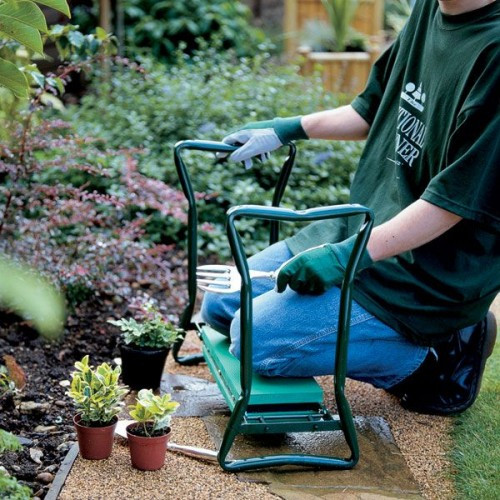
173,140,374,472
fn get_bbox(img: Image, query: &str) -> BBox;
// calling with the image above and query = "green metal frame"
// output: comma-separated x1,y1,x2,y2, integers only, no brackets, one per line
172,140,374,471
173,140,296,364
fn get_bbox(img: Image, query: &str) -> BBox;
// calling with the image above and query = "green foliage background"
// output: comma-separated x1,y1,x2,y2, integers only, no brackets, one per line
122,0,265,62
67,48,363,258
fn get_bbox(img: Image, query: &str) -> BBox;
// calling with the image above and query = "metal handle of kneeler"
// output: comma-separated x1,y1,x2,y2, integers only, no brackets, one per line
173,140,297,365
220,204,374,471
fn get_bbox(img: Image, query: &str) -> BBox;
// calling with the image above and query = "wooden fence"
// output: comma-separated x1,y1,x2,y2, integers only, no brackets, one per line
284,0,384,55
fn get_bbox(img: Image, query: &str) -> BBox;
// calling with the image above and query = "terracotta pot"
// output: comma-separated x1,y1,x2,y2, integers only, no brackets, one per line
73,414,117,460
126,423,171,471
119,344,169,390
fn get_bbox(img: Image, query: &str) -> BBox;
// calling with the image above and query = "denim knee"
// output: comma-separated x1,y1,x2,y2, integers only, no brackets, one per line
200,292,233,334
229,309,274,375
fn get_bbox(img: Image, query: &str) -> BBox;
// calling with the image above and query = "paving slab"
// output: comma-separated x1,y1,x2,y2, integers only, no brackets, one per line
161,372,229,417
203,415,422,500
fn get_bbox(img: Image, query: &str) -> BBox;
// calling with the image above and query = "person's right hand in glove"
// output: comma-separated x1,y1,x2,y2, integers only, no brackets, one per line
276,235,373,295
222,116,309,169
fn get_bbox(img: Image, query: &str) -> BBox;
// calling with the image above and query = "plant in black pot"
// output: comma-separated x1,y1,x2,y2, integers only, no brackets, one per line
126,389,179,471
67,355,128,460
108,303,183,390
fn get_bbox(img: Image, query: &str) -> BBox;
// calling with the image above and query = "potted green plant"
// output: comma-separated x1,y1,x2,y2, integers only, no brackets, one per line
126,389,179,471
284,0,383,94
298,0,373,95
108,303,183,390
67,355,127,460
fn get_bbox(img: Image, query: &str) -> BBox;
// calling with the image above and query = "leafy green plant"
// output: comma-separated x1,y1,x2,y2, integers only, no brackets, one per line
108,302,183,349
0,0,70,97
321,0,359,52
129,388,179,437
49,23,115,62
68,48,362,258
0,470,31,500
0,24,115,144
67,355,128,426
122,0,265,62
0,430,30,500
0,257,65,340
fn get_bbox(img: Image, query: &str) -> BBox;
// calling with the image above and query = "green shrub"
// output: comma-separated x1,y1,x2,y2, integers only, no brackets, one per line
72,0,265,62
123,0,266,62
67,355,128,426
0,470,31,500
301,20,368,52
67,48,363,258
321,0,359,52
129,389,179,437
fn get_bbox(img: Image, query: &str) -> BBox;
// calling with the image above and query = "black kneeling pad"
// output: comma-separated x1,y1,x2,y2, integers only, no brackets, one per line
388,312,497,416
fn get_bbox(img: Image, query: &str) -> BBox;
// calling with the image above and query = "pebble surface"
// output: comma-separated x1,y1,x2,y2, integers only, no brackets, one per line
60,418,277,500
319,377,455,499
61,330,455,500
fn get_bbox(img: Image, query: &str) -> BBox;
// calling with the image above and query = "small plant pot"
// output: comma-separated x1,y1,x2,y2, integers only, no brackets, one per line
73,414,117,460
119,344,169,390
126,423,171,471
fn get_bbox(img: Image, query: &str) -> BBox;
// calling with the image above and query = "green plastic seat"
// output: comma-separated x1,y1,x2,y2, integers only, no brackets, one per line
201,325,324,409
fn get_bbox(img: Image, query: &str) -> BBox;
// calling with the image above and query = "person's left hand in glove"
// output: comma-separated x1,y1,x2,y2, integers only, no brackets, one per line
276,234,373,295
222,116,308,169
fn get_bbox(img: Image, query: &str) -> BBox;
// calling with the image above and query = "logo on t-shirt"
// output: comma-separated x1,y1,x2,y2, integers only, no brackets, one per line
388,81,427,168
401,82,426,112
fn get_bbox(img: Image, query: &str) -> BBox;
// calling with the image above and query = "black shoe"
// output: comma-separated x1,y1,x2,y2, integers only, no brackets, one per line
387,312,497,416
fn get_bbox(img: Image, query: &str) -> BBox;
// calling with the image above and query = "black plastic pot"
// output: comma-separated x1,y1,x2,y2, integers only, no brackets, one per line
119,344,169,390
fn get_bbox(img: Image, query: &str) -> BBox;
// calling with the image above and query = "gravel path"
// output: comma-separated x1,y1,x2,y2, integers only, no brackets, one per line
61,331,457,500
60,418,277,500
321,377,455,499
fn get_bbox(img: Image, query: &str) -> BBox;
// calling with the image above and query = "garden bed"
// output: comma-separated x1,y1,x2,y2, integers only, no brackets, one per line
0,249,188,498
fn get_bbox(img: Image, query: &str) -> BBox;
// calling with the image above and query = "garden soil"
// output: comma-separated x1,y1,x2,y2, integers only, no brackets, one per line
0,299,123,498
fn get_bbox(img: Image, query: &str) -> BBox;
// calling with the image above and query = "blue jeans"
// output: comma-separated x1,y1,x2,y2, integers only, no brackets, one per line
201,241,428,389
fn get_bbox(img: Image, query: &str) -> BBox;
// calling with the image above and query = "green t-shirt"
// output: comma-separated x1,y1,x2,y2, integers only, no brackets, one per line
286,0,500,345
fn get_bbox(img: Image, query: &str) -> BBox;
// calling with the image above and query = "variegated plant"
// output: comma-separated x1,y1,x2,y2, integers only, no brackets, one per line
129,389,179,437
67,355,128,426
